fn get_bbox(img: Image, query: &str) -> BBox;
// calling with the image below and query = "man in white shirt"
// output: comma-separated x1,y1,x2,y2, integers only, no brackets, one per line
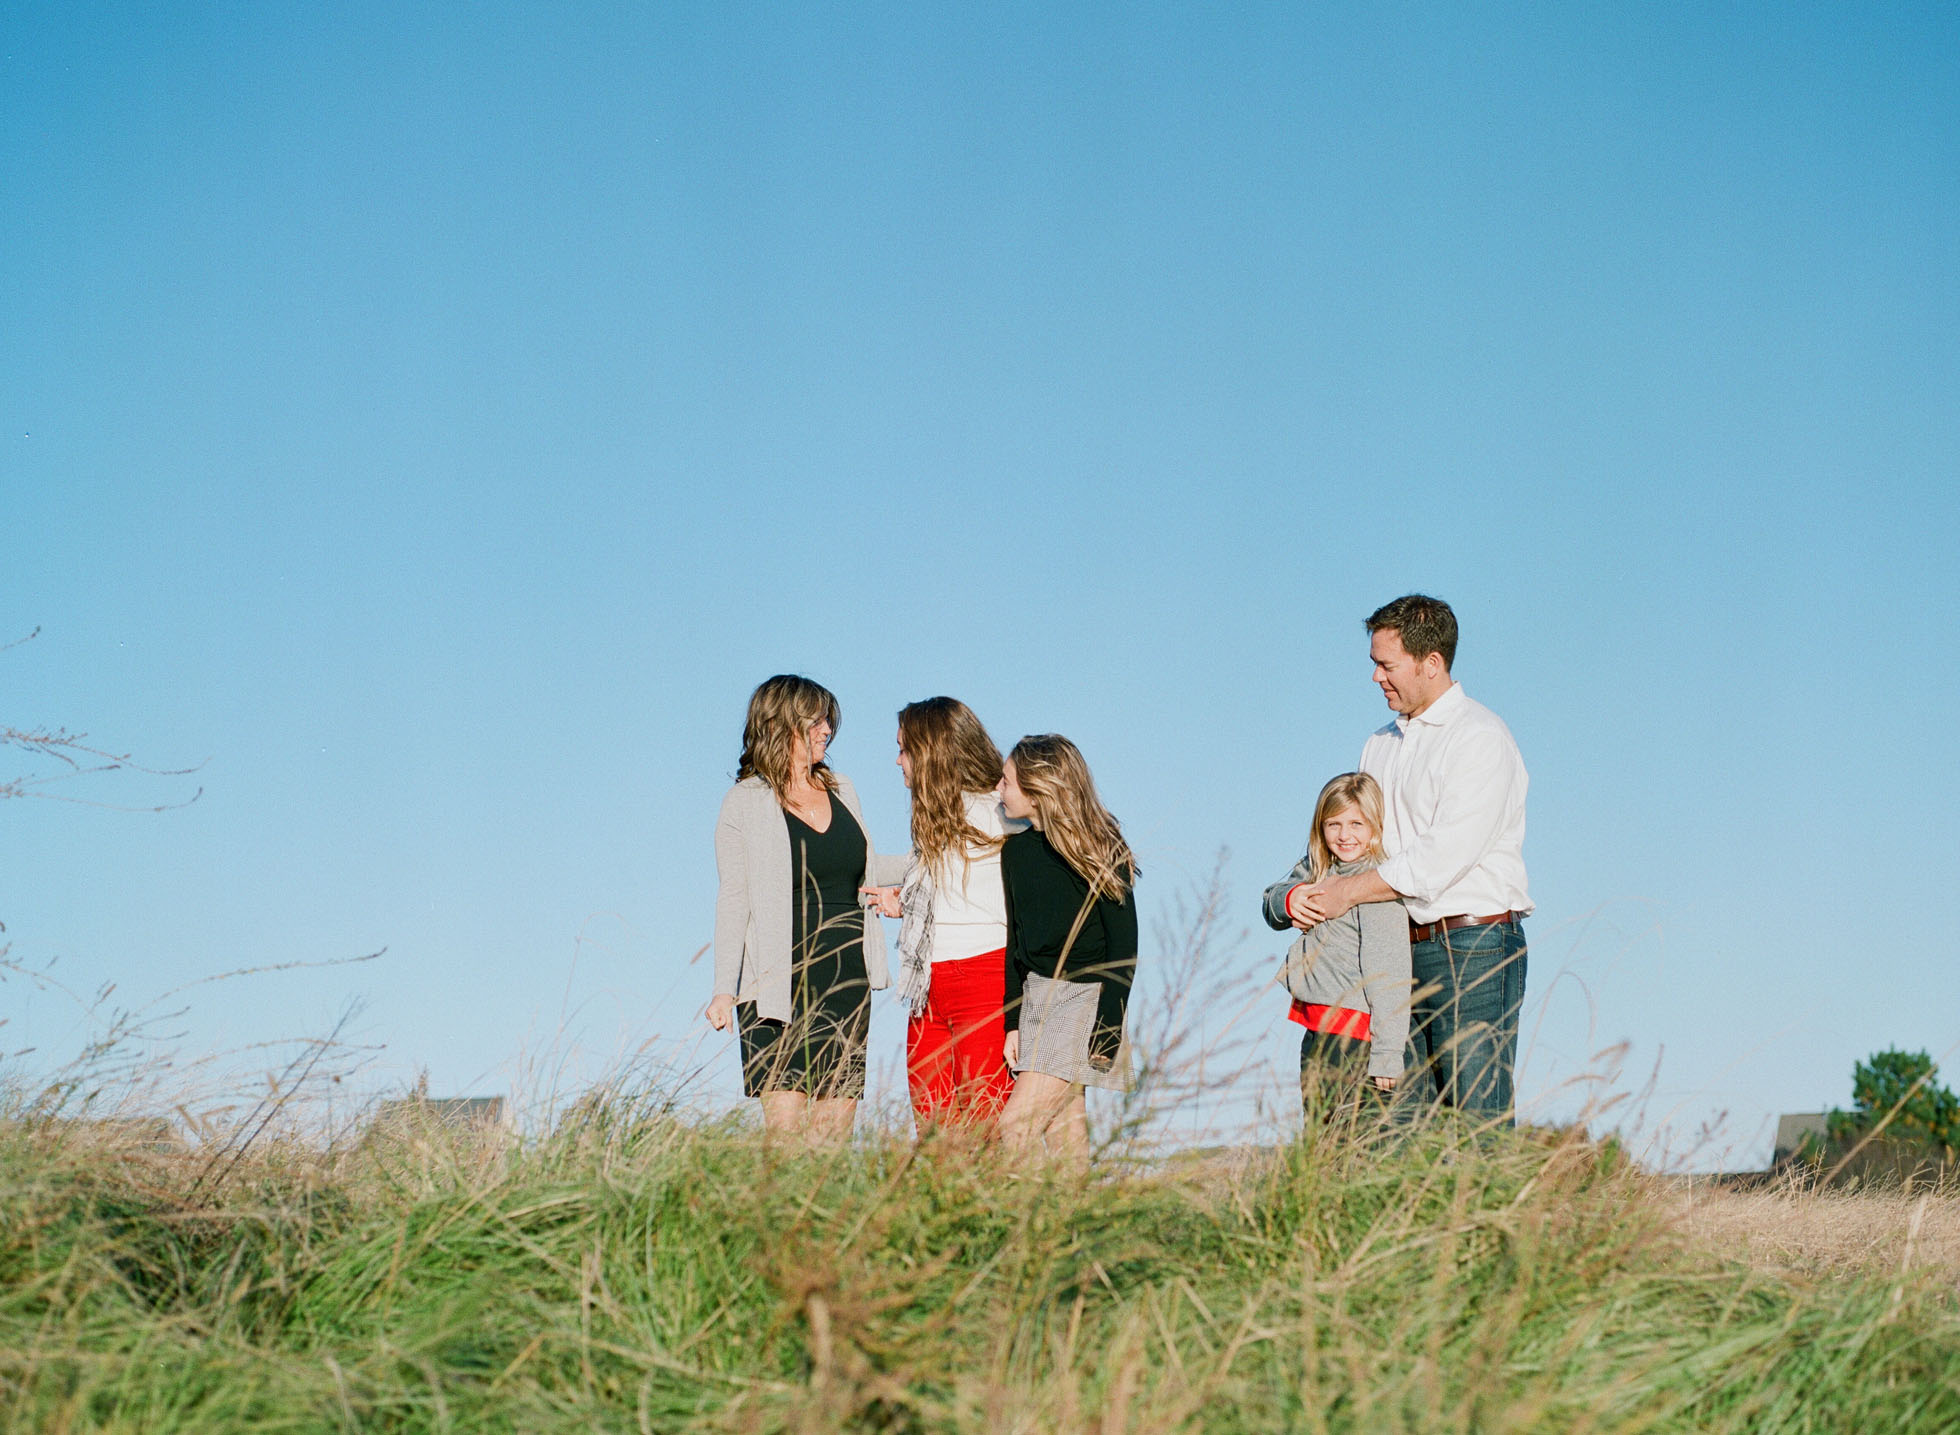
1289,594,1531,1122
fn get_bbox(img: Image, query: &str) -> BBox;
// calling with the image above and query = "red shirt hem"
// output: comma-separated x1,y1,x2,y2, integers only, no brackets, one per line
1285,1001,1372,1040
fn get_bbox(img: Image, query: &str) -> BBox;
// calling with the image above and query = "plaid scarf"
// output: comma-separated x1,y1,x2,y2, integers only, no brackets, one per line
894,857,936,1013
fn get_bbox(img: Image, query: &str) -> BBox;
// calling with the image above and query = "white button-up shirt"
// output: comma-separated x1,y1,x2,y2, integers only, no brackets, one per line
1360,682,1531,926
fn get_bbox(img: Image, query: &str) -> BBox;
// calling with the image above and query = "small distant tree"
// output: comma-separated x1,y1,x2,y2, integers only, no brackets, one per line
1826,1048,1960,1159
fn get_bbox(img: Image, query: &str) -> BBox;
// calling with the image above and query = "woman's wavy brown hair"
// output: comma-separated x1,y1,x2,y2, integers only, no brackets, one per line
1006,734,1137,901
1304,771,1386,883
898,697,1005,876
737,675,841,801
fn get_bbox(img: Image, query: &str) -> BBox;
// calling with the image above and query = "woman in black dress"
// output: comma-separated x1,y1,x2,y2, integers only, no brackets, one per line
707,676,903,1140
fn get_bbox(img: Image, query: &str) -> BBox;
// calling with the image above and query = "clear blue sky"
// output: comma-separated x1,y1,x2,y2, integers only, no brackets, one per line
5,3,1955,1166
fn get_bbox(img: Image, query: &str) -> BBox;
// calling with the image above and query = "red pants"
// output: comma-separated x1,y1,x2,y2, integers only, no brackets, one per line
906,949,1012,1133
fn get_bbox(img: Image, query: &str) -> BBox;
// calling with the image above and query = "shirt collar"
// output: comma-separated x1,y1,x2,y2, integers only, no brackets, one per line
1396,680,1465,732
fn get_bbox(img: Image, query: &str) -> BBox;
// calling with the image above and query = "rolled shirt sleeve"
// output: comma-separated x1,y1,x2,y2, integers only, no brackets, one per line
865,850,910,888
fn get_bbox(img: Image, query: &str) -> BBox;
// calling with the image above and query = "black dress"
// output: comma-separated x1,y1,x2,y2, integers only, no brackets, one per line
738,790,872,1099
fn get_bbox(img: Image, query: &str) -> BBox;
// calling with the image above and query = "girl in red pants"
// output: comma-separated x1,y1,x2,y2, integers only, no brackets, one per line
874,697,1025,1135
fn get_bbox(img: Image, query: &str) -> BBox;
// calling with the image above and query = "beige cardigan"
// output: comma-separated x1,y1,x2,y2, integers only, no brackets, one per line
712,773,907,1023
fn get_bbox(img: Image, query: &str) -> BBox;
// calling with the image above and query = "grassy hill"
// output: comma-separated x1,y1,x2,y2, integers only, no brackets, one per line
2,1095,1956,1434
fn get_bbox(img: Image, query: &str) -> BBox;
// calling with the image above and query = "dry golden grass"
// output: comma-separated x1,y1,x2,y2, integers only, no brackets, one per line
1672,1180,1960,1291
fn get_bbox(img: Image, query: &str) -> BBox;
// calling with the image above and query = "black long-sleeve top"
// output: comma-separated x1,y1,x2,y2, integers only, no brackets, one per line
1000,827,1138,1063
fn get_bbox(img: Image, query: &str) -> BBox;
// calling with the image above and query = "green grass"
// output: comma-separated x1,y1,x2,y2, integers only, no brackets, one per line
2,1099,1956,1434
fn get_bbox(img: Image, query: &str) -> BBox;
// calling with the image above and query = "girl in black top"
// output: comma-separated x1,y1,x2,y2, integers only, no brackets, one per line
996,734,1140,1166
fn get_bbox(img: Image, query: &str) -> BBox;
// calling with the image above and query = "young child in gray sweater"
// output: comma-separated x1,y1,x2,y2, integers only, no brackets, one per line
1261,772,1412,1105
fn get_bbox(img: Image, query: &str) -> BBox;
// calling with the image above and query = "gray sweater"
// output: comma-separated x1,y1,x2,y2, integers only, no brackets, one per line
712,773,908,1024
1261,856,1412,1081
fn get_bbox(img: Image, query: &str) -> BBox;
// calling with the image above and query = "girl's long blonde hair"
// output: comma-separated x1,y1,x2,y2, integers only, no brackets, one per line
1007,734,1137,901
1305,772,1386,883
736,675,840,801
899,697,1005,877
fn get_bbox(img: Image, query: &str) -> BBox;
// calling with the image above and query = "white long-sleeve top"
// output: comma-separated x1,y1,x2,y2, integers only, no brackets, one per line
926,793,1026,962
1359,682,1532,927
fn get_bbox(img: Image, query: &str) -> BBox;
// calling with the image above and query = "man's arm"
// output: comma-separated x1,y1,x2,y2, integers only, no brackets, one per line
1292,865,1399,926
1302,724,1520,925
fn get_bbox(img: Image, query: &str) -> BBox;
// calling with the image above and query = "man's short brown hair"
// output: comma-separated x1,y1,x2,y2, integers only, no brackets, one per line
1366,594,1458,670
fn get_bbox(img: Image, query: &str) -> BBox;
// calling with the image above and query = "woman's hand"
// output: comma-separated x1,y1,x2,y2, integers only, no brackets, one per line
705,994,736,1031
860,885,902,919
1371,1075,1397,1092
1002,1030,1019,1068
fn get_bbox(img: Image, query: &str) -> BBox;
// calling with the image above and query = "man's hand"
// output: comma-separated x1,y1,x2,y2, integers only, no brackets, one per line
1298,877,1359,926
1291,868,1401,928
1002,1030,1020,1068
1289,877,1359,928
1285,882,1329,929
705,993,736,1031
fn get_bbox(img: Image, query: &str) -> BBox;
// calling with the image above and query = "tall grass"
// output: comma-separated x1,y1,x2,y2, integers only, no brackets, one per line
4,874,1955,1431
2,1092,1957,1434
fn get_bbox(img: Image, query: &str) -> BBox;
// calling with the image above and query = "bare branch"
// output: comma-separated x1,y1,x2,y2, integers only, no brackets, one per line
3,630,208,809
1,777,206,813
148,949,384,1007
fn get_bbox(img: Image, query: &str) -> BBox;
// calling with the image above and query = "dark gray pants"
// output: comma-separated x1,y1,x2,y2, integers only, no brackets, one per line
1299,1028,1388,1126
1405,919,1527,1122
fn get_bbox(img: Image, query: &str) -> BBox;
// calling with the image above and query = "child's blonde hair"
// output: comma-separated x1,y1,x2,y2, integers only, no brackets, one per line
1306,772,1386,882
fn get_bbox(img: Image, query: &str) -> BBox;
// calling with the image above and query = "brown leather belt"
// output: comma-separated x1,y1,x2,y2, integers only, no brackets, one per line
1408,911,1521,944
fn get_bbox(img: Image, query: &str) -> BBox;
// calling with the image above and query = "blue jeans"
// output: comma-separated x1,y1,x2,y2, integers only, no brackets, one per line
1405,920,1527,1122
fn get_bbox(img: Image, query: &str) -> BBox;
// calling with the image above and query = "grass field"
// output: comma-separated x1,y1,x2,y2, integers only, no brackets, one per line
2,1090,1956,1435
1674,1180,1960,1291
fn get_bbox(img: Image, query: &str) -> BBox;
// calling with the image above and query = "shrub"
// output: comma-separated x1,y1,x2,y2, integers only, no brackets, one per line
1826,1048,1960,1159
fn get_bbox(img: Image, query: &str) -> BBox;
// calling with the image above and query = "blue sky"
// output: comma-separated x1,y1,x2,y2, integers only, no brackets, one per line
4,2,1956,1166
